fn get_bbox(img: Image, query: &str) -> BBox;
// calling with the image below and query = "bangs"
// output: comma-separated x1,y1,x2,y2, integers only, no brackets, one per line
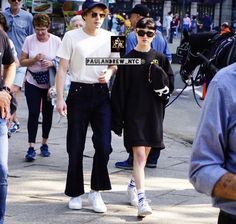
136,17,156,31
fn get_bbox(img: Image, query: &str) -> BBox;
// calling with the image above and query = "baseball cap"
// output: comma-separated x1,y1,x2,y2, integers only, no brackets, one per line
82,0,107,11
129,4,150,17
221,22,229,27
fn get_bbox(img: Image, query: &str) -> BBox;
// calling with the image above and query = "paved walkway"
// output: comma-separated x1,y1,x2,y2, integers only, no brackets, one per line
5,45,219,223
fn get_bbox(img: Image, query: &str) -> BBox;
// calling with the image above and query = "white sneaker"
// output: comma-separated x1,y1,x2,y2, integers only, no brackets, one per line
138,199,152,217
88,191,107,213
127,187,138,206
68,196,82,210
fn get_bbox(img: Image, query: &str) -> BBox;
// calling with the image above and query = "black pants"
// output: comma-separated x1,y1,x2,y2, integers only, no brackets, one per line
218,210,236,224
65,82,112,197
25,81,54,143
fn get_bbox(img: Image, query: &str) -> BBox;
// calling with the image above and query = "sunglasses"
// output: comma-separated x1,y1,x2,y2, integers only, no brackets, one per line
137,30,155,38
11,0,21,2
91,12,106,19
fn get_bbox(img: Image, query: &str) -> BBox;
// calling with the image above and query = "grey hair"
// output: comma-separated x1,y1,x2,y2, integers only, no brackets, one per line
70,15,84,26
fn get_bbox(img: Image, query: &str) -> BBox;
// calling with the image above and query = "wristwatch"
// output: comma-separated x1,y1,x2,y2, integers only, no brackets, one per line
1,86,11,94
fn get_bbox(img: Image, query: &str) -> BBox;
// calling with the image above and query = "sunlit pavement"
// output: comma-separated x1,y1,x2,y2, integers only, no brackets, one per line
6,41,218,223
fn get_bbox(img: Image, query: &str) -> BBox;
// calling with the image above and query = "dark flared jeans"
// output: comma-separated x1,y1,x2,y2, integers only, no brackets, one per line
65,82,112,197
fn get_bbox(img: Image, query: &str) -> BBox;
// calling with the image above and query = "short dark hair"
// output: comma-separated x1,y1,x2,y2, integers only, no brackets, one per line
33,13,51,28
0,13,9,32
136,17,156,31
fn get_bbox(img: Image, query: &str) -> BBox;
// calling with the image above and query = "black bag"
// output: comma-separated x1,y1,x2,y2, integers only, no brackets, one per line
147,60,170,101
28,69,49,85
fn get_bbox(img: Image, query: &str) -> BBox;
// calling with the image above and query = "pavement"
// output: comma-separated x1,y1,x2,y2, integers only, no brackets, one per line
5,38,219,224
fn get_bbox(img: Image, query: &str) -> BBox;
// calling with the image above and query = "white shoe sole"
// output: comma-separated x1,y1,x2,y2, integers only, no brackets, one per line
138,210,152,218
68,203,82,210
91,206,107,213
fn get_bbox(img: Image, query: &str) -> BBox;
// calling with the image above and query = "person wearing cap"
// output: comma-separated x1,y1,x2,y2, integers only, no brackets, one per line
126,4,172,61
200,20,234,99
115,4,173,170
220,22,233,36
56,0,118,214
111,17,173,217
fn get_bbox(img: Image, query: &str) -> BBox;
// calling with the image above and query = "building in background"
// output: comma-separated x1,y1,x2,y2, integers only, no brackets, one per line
109,0,234,30
0,0,235,31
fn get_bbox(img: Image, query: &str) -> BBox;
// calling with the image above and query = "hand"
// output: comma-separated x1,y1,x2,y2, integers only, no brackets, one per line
10,85,20,93
34,53,45,62
41,59,53,69
56,98,67,117
48,86,57,99
0,91,11,119
98,69,112,83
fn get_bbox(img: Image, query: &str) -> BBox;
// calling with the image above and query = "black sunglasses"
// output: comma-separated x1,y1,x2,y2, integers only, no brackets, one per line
137,30,155,38
11,0,22,2
91,12,106,19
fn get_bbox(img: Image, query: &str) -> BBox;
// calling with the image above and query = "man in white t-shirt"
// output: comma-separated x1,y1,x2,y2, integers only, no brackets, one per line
56,0,117,214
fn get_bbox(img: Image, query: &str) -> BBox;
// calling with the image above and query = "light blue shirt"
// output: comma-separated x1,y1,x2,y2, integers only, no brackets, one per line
4,8,34,59
125,30,172,62
189,62,236,215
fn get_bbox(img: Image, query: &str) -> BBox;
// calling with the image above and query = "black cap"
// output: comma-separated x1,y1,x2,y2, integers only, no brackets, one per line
129,4,150,17
82,0,107,11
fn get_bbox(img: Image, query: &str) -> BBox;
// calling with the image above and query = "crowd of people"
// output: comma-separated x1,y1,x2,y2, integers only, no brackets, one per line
0,0,235,223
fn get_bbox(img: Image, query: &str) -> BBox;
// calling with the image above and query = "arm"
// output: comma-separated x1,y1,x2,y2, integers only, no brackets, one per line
3,62,16,88
0,62,16,119
152,33,172,62
20,51,50,67
27,14,35,35
159,54,174,93
9,39,20,68
111,66,126,136
213,173,236,200
125,32,136,54
55,58,69,116
98,65,118,83
162,38,172,63
189,75,231,197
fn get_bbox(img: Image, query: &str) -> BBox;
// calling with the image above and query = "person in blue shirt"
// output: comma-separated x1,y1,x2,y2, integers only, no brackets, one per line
4,0,34,133
189,63,236,224
125,6,172,61
115,4,172,170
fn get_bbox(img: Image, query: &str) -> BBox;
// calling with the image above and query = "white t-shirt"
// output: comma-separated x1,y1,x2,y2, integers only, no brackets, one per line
22,33,61,88
165,15,172,29
57,28,119,84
